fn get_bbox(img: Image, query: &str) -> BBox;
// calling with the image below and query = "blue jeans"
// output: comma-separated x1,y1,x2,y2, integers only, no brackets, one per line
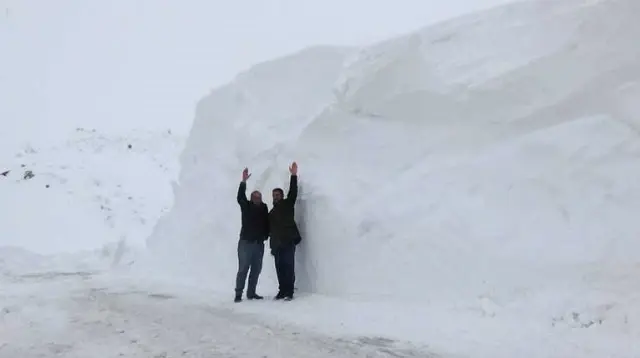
235,240,265,296
273,244,295,296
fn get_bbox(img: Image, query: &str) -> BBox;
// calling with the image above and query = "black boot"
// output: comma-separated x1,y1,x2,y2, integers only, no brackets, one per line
234,294,242,303
274,291,285,300
247,293,264,300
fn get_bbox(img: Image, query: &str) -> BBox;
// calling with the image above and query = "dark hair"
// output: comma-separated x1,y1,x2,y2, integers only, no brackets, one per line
272,188,284,195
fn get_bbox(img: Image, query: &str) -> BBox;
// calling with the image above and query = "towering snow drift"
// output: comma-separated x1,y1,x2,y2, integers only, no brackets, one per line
148,0,640,310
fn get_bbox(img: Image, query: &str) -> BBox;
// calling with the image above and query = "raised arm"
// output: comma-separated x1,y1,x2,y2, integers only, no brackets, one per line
286,162,298,202
237,181,248,206
287,175,298,202
237,167,251,206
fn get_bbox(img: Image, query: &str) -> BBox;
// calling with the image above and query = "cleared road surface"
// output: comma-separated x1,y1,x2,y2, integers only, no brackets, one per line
0,271,438,358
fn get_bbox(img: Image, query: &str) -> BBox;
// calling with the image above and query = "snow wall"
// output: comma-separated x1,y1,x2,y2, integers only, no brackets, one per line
147,0,640,305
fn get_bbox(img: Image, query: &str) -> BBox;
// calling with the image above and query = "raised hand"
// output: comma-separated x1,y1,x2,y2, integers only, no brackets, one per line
242,167,251,182
289,161,298,175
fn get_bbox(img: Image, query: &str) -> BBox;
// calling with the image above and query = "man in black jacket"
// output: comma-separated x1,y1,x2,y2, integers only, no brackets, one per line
235,167,269,302
269,161,302,301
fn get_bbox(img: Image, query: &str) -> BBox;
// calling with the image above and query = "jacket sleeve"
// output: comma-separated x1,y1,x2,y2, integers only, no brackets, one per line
263,204,270,238
286,175,298,203
237,181,248,207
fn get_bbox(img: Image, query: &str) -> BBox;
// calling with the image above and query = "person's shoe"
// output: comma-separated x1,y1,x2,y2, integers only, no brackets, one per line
234,295,242,303
274,292,285,300
247,294,264,300
283,295,293,301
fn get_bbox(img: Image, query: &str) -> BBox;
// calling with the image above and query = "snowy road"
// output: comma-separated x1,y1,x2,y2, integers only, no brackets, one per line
0,271,436,358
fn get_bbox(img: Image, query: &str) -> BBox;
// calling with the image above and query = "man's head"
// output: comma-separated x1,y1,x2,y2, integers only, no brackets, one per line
250,190,263,205
272,188,284,204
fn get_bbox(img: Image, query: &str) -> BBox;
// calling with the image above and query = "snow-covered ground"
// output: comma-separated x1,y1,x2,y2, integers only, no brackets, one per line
0,127,183,257
3,0,640,357
0,272,433,358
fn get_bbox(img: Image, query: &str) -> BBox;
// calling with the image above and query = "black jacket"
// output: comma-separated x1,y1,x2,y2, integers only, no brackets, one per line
237,182,269,242
269,175,301,249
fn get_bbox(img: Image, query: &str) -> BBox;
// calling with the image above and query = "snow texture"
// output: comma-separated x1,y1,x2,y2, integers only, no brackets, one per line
143,0,640,357
0,272,432,358
0,128,184,255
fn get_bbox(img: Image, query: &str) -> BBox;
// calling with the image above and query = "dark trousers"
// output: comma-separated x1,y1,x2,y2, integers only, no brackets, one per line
273,244,296,296
235,240,264,296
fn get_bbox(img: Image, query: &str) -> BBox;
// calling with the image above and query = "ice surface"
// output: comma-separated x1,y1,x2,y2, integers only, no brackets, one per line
144,0,640,356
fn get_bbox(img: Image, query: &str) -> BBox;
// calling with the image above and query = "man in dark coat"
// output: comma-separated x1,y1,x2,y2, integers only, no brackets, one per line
269,161,302,301
235,167,269,302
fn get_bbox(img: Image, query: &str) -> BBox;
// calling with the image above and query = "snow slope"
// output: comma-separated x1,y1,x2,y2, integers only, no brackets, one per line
145,0,640,356
0,128,183,261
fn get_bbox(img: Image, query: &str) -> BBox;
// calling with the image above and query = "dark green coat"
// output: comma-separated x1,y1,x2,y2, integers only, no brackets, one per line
269,175,301,249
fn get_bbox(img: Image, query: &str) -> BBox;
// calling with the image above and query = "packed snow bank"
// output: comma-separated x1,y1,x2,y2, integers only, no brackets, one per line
0,128,183,261
147,0,640,353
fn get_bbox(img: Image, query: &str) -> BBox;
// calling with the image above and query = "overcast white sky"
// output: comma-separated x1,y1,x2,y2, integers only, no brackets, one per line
0,0,514,147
